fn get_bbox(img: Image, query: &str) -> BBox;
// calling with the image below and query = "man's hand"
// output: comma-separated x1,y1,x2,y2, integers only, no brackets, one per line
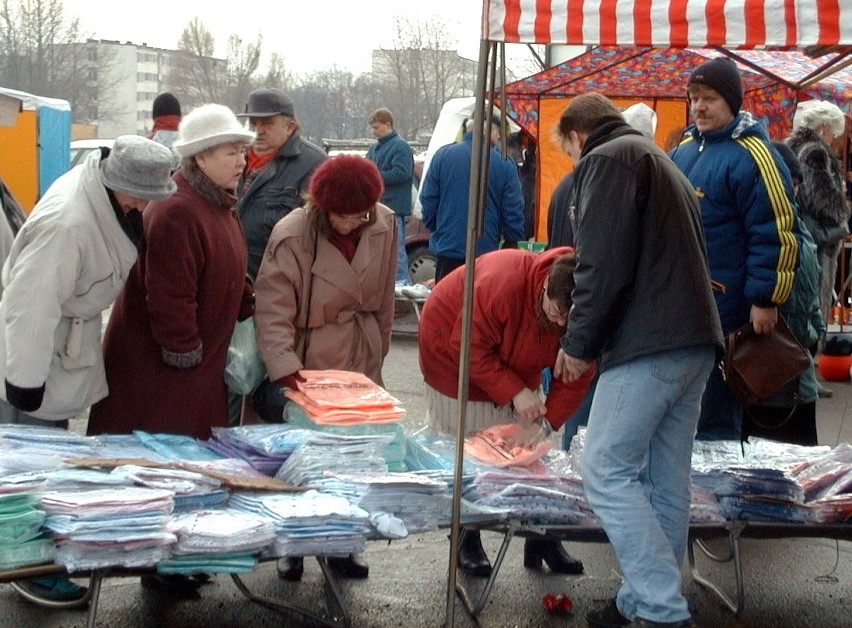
751,305,778,335
511,387,547,422
554,349,592,383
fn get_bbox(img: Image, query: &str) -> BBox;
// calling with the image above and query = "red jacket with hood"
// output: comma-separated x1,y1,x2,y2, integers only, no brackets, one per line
418,247,592,429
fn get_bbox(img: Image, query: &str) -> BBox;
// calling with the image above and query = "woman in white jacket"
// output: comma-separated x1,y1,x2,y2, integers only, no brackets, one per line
0,135,175,606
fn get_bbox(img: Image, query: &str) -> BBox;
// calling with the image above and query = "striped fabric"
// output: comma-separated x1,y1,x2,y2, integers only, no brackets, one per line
735,136,798,305
484,0,852,48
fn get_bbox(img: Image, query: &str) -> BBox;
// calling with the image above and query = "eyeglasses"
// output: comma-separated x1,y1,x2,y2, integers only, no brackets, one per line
542,287,568,322
330,211,371,224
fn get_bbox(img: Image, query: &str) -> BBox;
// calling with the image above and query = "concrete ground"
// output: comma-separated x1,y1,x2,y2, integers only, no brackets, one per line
1,312,849,627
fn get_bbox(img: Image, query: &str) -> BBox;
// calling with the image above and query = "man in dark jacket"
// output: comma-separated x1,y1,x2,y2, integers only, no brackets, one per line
236,88,326,280
366,107,414,286
553,93,723,628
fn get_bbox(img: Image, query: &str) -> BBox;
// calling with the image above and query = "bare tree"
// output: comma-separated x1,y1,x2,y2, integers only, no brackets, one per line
220,32,262,112
0,0,123,124
374,17,475,137
166,18,225,108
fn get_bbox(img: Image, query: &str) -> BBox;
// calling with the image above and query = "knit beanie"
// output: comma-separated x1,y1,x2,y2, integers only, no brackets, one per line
309,155,384,215
688,58,744,115
99,135,177,200
152,93,182,119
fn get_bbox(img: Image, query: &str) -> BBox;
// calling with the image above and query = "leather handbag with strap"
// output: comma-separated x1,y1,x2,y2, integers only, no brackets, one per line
722,315,810,408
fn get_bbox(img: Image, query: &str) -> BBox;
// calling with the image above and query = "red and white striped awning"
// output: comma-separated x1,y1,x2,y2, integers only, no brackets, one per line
483,0,852,48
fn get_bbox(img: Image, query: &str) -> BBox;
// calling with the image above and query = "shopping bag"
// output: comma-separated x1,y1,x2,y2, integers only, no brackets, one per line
224,317,266,395
722,315,810,407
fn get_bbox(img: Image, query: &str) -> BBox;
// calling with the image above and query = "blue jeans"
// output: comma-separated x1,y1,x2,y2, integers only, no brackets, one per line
395,216,409,285
696,363,743,441
562,370,598,449
580,346,715,623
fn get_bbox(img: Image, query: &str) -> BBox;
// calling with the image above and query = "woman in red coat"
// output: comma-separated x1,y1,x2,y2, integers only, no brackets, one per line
88,104,255,440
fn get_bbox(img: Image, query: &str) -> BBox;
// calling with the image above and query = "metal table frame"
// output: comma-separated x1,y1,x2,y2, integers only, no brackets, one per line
455,520,852,620
0,556,350,628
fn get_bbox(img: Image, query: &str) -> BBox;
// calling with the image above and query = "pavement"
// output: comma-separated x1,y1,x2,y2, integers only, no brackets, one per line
1,312,850,627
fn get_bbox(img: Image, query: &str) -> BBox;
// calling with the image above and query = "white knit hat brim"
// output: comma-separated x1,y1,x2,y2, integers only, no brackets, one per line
172,103,256,158
174,130,256,158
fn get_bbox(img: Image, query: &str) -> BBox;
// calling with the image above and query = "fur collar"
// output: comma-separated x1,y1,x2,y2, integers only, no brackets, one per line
183,165,237,209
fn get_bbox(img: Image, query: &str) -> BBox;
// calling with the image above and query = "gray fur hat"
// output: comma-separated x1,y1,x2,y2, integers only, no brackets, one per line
100,136,177,200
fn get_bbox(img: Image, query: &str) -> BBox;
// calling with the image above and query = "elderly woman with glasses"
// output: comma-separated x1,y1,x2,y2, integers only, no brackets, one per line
253,155,398,580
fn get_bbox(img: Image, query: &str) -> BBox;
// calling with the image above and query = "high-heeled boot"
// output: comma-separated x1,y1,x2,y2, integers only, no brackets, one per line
458,529,492,577
523,538,584,574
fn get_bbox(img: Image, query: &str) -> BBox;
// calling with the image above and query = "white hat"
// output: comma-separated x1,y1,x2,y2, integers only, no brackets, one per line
173,104,256,158
622,103,657,140
99,135,177,200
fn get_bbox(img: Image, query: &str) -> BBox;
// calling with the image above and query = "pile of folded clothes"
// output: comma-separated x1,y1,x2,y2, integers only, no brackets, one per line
285,369,407,471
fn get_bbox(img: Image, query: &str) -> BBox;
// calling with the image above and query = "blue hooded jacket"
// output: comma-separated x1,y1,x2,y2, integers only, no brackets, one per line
670,112,799,333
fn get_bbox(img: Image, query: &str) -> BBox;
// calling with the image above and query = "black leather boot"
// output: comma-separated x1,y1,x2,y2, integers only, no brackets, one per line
458,529,492,577
276,557,304,582
523,538,584,574
327,554,369,579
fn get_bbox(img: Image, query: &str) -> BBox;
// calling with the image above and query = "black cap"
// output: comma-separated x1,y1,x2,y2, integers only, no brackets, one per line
688,58,744,115
152,92,181,118
237,88,295,118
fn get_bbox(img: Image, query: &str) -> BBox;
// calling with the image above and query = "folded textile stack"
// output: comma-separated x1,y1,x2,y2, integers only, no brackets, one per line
110,465,228,512
0,487,56,570
208,424,315,475
0,425,98,475
284,369,406,426
318,471,449,537
465,470,595,525
285,369,407,471
788,443,852,522
157,509,276,574
690,485,726,523
229,490,369,558
275,432,392,487
287,403,406,472
463,423,551,470
692,440,808,522
41,487,176,571
131,431,226,462
405,431,503,475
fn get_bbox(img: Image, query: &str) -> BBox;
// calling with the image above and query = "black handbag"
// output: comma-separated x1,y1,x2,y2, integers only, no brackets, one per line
722,315,810,408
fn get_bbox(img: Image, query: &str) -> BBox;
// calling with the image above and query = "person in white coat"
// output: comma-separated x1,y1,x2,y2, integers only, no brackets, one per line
0,134,175,606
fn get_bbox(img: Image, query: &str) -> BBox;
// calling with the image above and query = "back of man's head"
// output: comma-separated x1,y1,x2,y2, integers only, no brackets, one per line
556,93,624,138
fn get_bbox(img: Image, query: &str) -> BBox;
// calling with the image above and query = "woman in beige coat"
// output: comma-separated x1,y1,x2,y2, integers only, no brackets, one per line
254,155,397,582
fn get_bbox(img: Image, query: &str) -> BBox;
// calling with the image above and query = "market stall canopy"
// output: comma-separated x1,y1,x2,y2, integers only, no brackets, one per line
483,0,852,48
496,46,852,239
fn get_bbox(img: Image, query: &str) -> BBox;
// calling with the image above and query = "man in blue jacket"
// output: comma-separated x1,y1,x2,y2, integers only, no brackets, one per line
419,114,525,282
670,58,799,441
366,108,414,287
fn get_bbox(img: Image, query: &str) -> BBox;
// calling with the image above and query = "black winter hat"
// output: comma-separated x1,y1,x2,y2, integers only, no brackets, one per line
152,93,181,119
688,58,743,115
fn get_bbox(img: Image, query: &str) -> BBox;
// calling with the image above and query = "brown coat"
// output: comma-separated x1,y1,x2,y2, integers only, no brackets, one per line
87,169,250,439
255,204,397,386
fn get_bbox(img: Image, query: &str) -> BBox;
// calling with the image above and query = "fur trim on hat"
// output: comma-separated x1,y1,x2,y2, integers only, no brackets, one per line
173,104,256,158
309,155,384,215
99,135,177,200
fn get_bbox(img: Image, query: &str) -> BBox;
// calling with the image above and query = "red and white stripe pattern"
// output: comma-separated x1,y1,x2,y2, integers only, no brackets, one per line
483,0,852,47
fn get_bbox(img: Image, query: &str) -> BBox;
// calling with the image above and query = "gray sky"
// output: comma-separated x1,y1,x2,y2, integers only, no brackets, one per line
61,0,493,75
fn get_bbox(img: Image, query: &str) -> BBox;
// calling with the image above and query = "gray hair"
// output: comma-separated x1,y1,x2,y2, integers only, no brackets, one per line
793,100,846,138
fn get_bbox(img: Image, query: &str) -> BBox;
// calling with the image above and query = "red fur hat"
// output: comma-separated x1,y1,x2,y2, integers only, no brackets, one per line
309,155,384,215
